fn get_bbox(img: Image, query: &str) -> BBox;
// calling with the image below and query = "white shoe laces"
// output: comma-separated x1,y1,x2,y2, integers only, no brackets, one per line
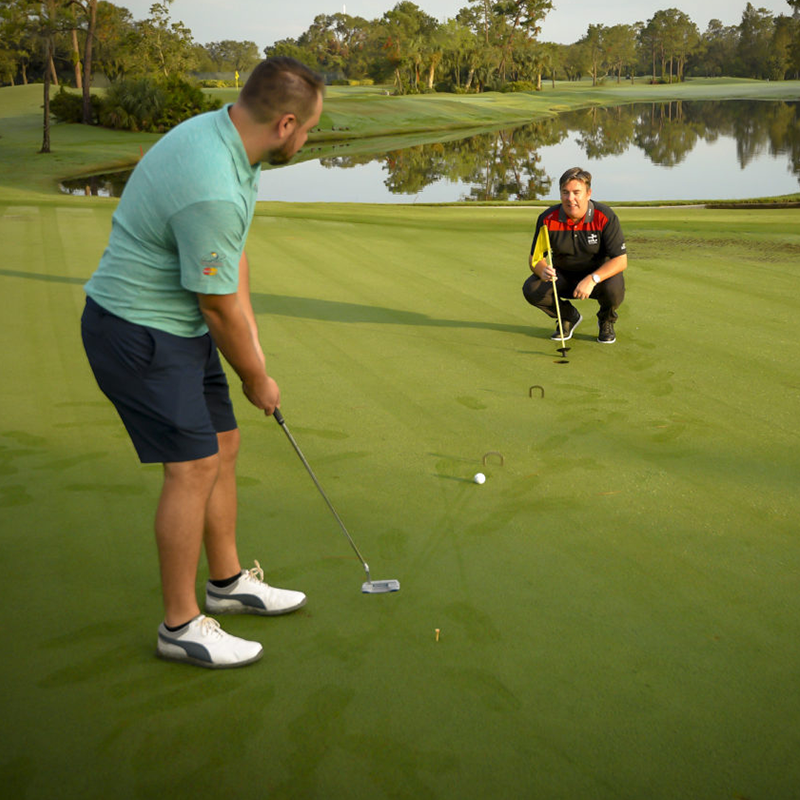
199,616,223,639
245,560,268,586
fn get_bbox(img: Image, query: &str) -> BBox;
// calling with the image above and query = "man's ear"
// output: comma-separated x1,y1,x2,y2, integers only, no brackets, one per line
276,113,297,140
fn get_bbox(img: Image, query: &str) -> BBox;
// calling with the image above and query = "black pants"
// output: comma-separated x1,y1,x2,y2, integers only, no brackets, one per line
522,271,625,324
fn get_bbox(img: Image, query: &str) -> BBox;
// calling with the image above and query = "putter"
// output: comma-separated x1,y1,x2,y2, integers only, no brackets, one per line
272,409,400,594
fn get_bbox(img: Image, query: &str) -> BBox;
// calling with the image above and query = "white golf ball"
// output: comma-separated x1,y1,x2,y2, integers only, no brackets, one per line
473,472,486,484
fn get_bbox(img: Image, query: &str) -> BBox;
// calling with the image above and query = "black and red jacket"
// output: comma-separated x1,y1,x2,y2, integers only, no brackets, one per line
530,201,627,275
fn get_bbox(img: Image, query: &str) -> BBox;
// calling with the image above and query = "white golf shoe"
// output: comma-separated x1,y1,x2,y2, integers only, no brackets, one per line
205,560,307,616
156,615,263,669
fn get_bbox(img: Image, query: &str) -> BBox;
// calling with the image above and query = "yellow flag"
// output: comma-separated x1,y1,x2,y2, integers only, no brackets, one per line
531,224,551,266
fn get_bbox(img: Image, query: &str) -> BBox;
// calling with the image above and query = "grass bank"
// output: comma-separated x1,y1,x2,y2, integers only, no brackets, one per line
1,77,799,200
318,77,800,141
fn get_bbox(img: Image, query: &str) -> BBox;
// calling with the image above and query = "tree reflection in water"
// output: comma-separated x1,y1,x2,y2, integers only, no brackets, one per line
59,101,800,200
319,100,800,201
59,170,132,197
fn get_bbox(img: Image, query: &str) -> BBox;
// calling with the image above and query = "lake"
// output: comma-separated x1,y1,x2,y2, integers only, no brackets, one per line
62,100,800,203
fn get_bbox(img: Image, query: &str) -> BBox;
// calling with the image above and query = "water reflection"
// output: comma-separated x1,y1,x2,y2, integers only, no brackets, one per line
318,118,559,201
318,100,800,201
60,100,800,201
59,171,131,197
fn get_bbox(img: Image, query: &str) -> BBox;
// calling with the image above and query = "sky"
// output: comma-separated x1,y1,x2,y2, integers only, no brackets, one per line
118,0,794,51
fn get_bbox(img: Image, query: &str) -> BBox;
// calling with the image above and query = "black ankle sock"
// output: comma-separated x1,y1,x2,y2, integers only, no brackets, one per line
209,571,243,589
164,619,193,632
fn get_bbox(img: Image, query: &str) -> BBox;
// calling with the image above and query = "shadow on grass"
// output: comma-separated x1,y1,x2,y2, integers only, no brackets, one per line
0,269,86,285
252,292,533,336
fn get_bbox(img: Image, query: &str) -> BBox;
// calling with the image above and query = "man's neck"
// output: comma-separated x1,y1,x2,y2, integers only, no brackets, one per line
228,103,265,167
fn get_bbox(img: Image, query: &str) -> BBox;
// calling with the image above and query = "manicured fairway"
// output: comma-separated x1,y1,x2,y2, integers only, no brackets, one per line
2,198,799,798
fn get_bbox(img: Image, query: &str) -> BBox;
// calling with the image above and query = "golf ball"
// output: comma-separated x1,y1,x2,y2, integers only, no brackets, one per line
473,472,486,484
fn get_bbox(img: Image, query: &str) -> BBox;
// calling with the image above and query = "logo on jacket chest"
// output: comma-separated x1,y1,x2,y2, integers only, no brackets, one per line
587,233,599,246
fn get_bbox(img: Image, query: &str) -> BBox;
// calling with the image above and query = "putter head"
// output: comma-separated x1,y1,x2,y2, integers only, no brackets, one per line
362,579,400,593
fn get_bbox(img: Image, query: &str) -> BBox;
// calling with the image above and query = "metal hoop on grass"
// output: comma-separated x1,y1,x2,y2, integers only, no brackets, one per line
482,451,504,467
529,385,544,398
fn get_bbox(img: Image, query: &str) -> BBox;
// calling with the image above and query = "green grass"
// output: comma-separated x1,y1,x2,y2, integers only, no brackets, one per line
0,85,161,199
2,198,800,798
2,77,800,798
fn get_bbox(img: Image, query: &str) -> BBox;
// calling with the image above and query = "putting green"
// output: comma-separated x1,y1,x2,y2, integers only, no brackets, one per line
2,198,799,798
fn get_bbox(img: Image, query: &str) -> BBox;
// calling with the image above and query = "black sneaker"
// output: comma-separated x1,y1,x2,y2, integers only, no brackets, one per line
550,312,582,341
597,320,616,343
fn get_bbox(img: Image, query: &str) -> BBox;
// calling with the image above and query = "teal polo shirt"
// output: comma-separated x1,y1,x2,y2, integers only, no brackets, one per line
85,104,260,337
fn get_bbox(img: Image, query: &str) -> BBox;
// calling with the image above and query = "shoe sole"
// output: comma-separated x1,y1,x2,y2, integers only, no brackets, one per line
550,314,582,341
597,337,616,344
205,595,307,616
156,641,263,669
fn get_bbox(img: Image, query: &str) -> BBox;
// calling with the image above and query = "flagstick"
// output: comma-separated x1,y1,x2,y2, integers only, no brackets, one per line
547,253,568,353
534,224,569,358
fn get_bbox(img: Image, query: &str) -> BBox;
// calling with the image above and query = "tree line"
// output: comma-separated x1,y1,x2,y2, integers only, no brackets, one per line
3,1,798,97
0,0,263,148
0,0,261,91
269,0,800,91
2,0,798,150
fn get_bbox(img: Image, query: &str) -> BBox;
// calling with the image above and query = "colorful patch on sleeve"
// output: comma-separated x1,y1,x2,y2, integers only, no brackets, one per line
201,251,225,276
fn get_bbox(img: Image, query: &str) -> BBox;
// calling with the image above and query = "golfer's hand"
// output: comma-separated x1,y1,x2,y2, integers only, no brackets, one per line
574,276,594,299
242,374,281,415
538,262,555,281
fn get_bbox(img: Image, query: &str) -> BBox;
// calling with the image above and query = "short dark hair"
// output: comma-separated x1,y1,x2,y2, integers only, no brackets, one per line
559,167,592,190
239,57,325,125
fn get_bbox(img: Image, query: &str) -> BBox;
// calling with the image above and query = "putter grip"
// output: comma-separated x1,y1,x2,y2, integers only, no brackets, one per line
273,408,285,425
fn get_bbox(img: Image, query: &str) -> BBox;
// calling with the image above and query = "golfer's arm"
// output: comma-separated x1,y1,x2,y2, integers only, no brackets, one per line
236,252,265,366
197,292,267,385
594,254,627,281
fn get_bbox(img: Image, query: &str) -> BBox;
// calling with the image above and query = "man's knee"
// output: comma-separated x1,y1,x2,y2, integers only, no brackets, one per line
522,275,549,306
597,273,625,307
163,453,220,490
216,428,240,468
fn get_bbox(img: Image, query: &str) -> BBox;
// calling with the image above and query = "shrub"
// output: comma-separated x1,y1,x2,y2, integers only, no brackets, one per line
100,78,164,131
99,76,222,133
156,75,222,131
435,82,473,93
49,87,103,124
329,78,375,86
197,79,234,88
500,80,537,93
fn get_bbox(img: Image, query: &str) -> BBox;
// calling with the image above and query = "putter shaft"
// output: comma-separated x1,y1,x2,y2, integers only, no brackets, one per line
273,409,399,592
273,409,369,573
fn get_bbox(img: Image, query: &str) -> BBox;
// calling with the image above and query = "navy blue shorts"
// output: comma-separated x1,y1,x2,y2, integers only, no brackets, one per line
81,297,237,463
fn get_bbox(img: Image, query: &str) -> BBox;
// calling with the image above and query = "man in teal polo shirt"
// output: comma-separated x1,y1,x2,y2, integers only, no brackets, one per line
81,58,324,669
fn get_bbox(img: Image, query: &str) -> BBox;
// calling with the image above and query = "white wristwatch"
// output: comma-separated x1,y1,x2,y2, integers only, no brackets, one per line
591,273,600,284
